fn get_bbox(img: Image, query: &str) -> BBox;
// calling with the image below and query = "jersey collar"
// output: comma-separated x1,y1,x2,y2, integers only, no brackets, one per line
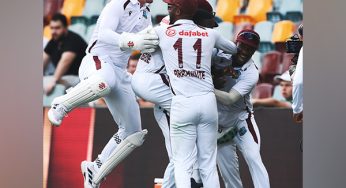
174,19,195,25
240,59,254,71
234,59,253,71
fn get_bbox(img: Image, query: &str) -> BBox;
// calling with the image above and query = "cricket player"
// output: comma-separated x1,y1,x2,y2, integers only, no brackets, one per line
46,0,159,187
131,1,218,187
213,30,270,188
153,0,237,187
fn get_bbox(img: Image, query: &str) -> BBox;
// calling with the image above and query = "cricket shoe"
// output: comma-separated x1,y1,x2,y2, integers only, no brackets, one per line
81,161,100,188
47,98,68,127
217,126,238,145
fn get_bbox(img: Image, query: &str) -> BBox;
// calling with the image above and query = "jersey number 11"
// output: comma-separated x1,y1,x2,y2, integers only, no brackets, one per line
173,38,202,69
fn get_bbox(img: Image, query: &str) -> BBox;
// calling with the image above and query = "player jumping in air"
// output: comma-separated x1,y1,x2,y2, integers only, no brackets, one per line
47,0,158,187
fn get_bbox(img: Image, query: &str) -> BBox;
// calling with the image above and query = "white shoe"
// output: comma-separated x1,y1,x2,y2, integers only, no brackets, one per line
47,101,68,127
217,126,238,145
81,161,100,188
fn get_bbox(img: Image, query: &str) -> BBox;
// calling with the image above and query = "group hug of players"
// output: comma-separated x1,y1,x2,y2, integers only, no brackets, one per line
47,0,270,187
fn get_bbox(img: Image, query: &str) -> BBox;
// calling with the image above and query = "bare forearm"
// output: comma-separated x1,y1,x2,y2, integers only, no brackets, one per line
214,89,242,106
253,98,291,108
52,52,76,82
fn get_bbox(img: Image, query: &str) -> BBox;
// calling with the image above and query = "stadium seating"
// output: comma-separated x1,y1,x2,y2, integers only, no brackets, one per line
285,11,303,23
215,22,234,40
82,0,105,18
233,15,255,25
61,0,85,22
254,21,274,53
233,22,253,41
216,0,241,23
272,20,295,43
252,51,262,71
44,25,52,40
44,0,64,21
149,0,168,22
254,21,274,42
272,0,283,11
68,16,88,39
281,53,295,73
246,0,273,23
266,11,283,23
260,51,282,83
279,0,302,15
258,42,275,53
252,83,274,99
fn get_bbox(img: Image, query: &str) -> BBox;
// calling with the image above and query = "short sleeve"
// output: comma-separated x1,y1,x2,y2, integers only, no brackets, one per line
232,64,259,96
62,35,83,53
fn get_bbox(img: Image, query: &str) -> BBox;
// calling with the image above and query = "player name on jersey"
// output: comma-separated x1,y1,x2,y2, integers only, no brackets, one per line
178,30,209,37
174,69,206,79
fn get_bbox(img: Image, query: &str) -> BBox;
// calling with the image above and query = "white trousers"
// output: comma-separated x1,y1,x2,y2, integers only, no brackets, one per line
79,54,142,163
132,72,172,112
217,116,270,188
170,93,220,188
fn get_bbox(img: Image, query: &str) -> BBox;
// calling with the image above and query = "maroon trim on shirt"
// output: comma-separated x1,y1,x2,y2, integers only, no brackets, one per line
93,56,102,70
123,0,131,10
167,24,182,29
88,40,97,53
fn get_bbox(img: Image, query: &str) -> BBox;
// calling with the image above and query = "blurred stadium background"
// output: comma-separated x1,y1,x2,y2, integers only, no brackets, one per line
43,0,303,187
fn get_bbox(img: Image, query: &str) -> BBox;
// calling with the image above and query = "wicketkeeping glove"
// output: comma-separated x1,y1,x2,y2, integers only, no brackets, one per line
119,26,159,53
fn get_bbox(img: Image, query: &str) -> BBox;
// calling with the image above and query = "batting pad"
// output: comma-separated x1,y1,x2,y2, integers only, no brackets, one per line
53,74,110,111
217,127,238,145
93,129,148,184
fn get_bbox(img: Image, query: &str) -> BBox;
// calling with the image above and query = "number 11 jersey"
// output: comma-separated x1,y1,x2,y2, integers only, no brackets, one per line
154,19,237,97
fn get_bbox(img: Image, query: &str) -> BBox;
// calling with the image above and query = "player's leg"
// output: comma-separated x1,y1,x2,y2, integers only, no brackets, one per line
153,106,175,188
47,54,115,126
170,95,198,188
92,69,147,185
217,139,243,188
234,116,270,188
132,72,172,112
196,93,220,188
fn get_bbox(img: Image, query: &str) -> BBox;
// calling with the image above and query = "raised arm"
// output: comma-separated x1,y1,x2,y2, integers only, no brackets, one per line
214,31,237,55
96,0,124,46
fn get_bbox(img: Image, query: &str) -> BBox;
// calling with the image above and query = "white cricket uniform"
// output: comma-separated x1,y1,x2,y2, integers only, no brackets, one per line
132,50,173,111
78,0,152,166
131,50,177,188
155,19,237,188
292,47,303,114
215,57,270,188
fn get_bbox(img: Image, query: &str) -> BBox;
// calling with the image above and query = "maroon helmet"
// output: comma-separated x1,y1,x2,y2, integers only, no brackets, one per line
194,0,218,27
163,0,198,16
236,29,261,49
